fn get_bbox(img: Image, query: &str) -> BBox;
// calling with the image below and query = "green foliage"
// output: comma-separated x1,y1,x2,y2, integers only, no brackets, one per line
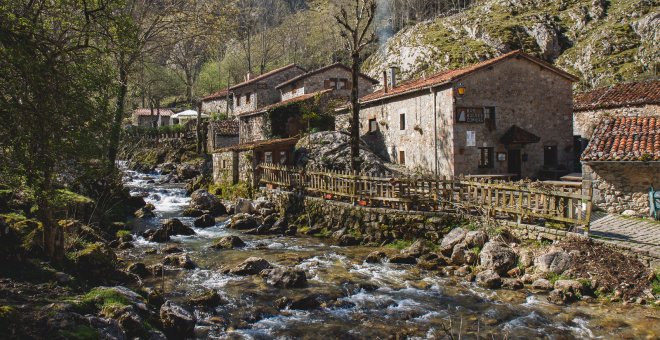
652,272,660,296
71,287,132,316
545,272,569,285
211,112,229,121
52,190,93,211
386,239,413,250
470,246,481,256
57,325,99,340
312,228,332,238
116,230,131,239
209,181,252,201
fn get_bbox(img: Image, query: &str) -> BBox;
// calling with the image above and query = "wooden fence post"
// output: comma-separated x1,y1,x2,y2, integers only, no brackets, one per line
582,180,593,235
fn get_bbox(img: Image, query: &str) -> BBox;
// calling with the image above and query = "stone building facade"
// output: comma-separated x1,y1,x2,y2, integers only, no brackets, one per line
208,119,239,152
276,63,377,102
230,64,306,116
581,115,660,216
357,50,577,179
132,108,173,127
200,88,232,117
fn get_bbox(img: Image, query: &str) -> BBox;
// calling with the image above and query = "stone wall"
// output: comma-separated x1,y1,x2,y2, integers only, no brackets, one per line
212,151,236,184
233,67,306,116
582,162,660,216
573,104,659,139
280,66,375,101
201,98,232,117
239,114,268,144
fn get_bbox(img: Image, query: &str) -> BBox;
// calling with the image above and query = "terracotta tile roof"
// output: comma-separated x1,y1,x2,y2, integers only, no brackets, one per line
229,64,306,91
201,88,229,101
359,50,578,103
500,125,541,145
209,119,238,136
574,80,660,111
237,89,333,118
215,137,299,152
276,63,379,89
133,108,173,116
581,116,660,162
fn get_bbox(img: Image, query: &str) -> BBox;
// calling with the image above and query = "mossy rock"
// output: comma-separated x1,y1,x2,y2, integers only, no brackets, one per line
57,325,99,340
67,243,118,283
0,305,17,331
10,219,44,257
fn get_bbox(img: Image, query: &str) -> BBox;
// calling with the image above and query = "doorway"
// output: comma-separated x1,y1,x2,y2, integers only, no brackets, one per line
507,149,521,178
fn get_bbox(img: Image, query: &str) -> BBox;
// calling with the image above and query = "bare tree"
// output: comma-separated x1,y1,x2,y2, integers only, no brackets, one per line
334,0,377,171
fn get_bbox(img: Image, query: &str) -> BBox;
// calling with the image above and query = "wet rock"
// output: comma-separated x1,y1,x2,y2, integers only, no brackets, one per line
160,301,196,339
479,241,517,275
211,235,246,249
531,278,554,291
162,244,183,254
417,254,448,270
501,278,524,290
554,279,583,293
149,264,163,276
194,214,216,228
548,288,579,305
127,262,150,278
229,257,272,275
476,269,502,289
389,254,417,264
338,234,360,246
134,207,155,219
234,198,254,214
454,265,471,277
142,228,169,243
146,288,165,308
463,230,488,248
275,295,321,310
365,251,387,263
229,214,258,230
162,218,195,236
535,251,572,274
182,208,204,217
162,254,197,270
266,267,308,288
439,227,467,255
189,290,225,307
118,242,134,249
402,239,428,258
190,189,226,215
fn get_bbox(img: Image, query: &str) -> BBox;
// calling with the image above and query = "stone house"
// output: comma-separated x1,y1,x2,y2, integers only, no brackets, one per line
208,119,239,152
573,80,660,168
276,63,378,101
356,50,577,179
230,64,306,116
200,88,232,118
212,137,299,186
132,108,173,127
581,116,660,216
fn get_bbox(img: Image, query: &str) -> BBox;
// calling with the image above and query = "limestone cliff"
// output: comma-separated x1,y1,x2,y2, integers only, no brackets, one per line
363,0,658,90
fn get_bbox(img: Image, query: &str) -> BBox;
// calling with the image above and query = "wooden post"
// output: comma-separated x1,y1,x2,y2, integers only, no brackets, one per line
582,180,593,235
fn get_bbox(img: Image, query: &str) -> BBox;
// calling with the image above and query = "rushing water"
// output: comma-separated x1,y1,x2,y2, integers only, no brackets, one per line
120,168,660,339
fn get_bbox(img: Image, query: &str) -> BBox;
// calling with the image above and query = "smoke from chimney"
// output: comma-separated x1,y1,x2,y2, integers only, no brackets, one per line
382,70,388,93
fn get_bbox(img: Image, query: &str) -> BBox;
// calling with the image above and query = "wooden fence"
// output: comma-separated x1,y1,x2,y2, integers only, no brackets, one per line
258,163,593,232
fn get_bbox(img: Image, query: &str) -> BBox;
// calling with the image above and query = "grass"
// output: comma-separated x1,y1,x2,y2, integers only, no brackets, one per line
71,287,132,315
386,239,413,250
116,230,131,239
546,272,569,285
57,325,99,340
652,272,660,296
312,228,332,238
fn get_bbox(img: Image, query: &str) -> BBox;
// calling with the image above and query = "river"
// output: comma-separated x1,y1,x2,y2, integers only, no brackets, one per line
119,167,659,339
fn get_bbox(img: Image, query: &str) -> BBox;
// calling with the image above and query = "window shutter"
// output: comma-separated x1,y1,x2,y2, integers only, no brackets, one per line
324,79,331,89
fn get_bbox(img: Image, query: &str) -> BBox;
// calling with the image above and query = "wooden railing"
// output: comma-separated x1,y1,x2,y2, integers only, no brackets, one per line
258,163,593,232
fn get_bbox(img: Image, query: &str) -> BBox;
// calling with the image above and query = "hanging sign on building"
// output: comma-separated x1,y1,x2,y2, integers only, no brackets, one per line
456,107,485,123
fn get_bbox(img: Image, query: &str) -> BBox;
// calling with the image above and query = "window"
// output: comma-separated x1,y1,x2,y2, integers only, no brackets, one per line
399,113,406,130
479,147,494,168
325,78,349,90
399,150,406,165
245,92,252,104
544,145,558,167
279,151,287,164
368,118,377,132
264,152,272,163
485,107,496,130
236,94,241,106
222,159,228,168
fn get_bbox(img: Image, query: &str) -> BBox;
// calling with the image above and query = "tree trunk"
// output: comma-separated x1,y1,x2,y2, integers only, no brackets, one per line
108,62,129,170
196,101,203,154
350,51,361,172
39,173,63,265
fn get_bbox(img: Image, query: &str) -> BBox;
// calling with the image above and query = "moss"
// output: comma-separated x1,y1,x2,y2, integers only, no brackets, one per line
116,230,131,239
57,325,99,340
72,287,132,315
0,212,27,224
546,272,569,285
53,189,93,209
312,228,332,238
385,239,413,250
652,272,660,296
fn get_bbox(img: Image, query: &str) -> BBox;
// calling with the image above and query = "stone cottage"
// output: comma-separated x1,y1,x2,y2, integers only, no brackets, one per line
230,64,306,116
581,116,660,216
132,108,173,128
200,88,232,118
356,50,577,179
573,80,660,166
208,119,239,152
276,63,378,101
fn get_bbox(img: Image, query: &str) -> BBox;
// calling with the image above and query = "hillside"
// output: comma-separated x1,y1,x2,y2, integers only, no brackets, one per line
363,0,658,90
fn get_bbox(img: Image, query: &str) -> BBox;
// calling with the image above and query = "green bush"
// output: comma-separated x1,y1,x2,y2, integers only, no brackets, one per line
652,272,660,296
386,239,413,250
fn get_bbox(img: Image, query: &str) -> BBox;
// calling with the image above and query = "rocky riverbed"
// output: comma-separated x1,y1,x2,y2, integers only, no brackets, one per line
116,167,660,339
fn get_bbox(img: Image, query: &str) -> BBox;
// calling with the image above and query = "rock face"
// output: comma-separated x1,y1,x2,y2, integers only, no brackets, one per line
190,190,226,215
211,236,246,249
160,301,196,339
229,257,272,275
294,131,391,174
479,241,517,275
194,214,216,228
535,251,572,274
439,228,467,255
266,267,308,288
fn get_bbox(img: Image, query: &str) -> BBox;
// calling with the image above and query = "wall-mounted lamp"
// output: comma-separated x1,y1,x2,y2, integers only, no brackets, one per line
457,83,466,96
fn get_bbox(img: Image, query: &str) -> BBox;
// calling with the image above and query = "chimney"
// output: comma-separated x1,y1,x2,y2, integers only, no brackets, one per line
245,72,252,81
389,67,397,88
382,70,388,93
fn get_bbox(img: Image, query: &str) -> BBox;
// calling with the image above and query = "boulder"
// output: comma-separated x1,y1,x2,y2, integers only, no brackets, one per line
531,278,554,291
142,228,169,243
417,254,449,270
162,254,196,269
548,288,579,305
479,241,517,275
229,257,272,275
476,269,502,289
234,198,254,214
190,190,226,215
160,301,195,339
463,230,488,248
534,251,572,274
68,243,118,284
162,218,195,236
162,244,183,254
501,278,524,290
450,244,471,265
182,208,204,217
554,279,583,294
439,228,467,255
211,236,246,249
189,290,225,307
338,234,360,246
389,254,417,264
365,251,387,263
229,214,258,230
194,214,216,228
266,267,308,288
268,218,288,234
134,207,155,219
176,163,200,180
127,262,151,278
402,239,428,258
